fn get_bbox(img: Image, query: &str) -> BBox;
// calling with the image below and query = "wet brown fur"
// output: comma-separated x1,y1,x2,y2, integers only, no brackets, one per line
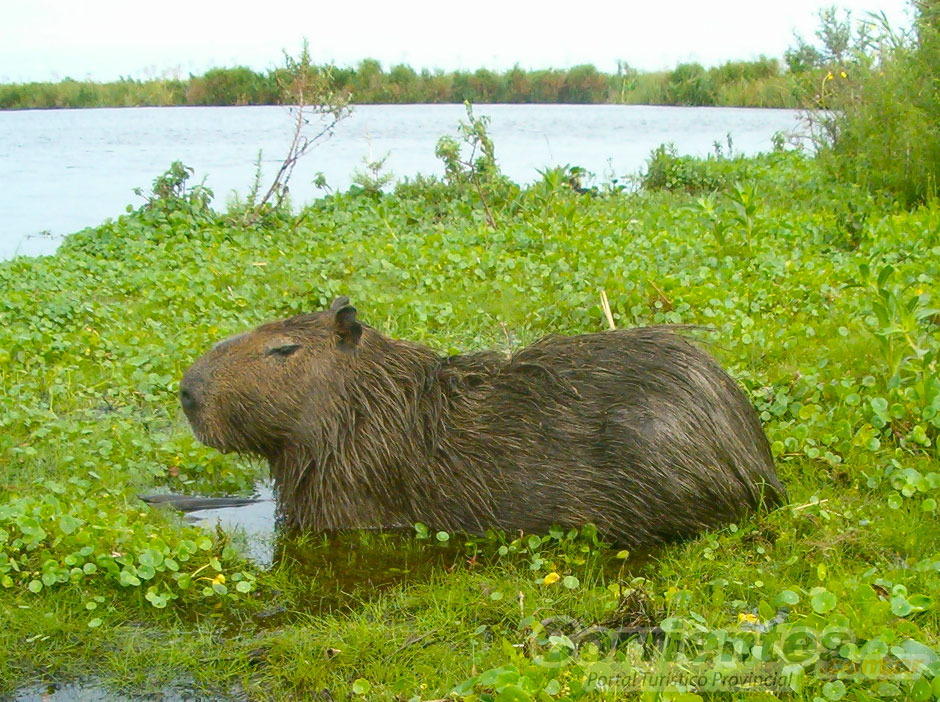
180,298,786,548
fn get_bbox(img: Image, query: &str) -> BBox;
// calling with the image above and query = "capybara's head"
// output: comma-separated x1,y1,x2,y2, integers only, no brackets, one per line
179,297,363,457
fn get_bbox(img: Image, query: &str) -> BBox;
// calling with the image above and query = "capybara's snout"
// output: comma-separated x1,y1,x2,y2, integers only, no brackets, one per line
179,381,197,413
178,371,202,416
178,366,213,447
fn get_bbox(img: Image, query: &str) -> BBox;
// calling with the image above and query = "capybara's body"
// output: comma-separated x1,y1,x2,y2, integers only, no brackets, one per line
180,298,786,548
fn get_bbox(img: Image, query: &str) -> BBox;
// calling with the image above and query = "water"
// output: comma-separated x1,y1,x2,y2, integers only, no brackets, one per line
147,482,469,609
183,483,277,567
0,104,805,259
10,681,242,702
156,481,649,621
180,482,470,608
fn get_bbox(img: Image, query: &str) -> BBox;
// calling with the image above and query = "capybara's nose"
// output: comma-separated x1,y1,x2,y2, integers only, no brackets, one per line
179,379,199,413
179,386,196,412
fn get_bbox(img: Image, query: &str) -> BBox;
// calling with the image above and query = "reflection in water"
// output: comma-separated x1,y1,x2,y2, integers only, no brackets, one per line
184,482,278,567
183,483,647,621
260,529,469,621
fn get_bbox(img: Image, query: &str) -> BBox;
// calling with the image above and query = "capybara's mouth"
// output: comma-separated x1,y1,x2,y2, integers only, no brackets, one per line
182,412,234,454
197,430,236,454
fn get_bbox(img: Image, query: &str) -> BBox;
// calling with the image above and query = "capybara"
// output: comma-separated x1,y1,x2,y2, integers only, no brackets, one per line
179,297,786,548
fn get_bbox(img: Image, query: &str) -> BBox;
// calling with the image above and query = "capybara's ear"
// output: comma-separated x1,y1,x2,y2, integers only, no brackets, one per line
330,296,350,311
334,305,362,349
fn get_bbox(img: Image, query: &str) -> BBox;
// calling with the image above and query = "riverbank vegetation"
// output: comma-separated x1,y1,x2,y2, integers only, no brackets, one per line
1,4,939,701
806,3,940,207
0,9,873,111
0,55,805,109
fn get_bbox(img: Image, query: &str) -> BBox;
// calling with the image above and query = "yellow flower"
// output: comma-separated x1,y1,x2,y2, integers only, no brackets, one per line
543,572,561,585
738,612,760,624
826,72,834,80
840,71,847,78
212,574,226,585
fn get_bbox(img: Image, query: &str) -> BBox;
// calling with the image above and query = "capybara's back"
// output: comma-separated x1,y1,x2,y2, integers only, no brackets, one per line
469,328,786,546
180,299,786,548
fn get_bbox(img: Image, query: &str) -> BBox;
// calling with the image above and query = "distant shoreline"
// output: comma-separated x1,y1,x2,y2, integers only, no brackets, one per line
0,102,802,112
0,57,816,111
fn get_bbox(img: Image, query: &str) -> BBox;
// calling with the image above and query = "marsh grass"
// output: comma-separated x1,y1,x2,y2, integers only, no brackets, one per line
1,57,808,110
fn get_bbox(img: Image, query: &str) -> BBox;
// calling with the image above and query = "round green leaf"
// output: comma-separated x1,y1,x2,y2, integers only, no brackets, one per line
891,595,913,617
351,679,371,695
811,589,837,613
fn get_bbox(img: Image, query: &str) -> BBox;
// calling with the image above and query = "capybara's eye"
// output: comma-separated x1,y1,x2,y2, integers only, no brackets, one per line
266,344,301,358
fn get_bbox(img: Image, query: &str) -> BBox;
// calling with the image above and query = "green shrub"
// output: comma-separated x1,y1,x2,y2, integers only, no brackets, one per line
641,144,728,193
666,62,715,105
0,56,824,109
804,2,940,206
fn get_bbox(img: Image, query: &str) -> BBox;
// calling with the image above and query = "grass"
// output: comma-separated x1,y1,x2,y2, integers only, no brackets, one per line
0,146,938,701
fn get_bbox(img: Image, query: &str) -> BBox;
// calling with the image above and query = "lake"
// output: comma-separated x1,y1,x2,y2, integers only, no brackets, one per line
0,104,805,259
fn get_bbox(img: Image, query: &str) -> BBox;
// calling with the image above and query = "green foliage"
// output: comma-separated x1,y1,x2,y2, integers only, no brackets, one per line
1,143,939,698
435,102,500,186
795,2,940,206
350,150,395,196
854,263,940,446
1,56,807,109
666,62,714,105
133,161,214,220
187,66,278,106
435,102,514,229
641,143,731,193
0,484,256,608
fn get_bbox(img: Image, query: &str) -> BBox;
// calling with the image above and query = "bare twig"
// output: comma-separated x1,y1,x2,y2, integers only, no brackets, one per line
600,290,616,330
500,322,513,359
240,42,351,227
791,498,830,512
251,100,347,222
471,172,498,230
647,277,673,310
461,140,497,230
288,206,312,236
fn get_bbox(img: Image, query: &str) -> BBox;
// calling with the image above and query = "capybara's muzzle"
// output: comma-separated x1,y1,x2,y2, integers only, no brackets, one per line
178,371,204,420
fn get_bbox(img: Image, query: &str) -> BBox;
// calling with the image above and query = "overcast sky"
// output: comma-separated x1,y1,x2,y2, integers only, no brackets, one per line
0,0,913,83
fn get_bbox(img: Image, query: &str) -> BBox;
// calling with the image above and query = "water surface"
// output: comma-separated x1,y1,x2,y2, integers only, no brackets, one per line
0,104,804,258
